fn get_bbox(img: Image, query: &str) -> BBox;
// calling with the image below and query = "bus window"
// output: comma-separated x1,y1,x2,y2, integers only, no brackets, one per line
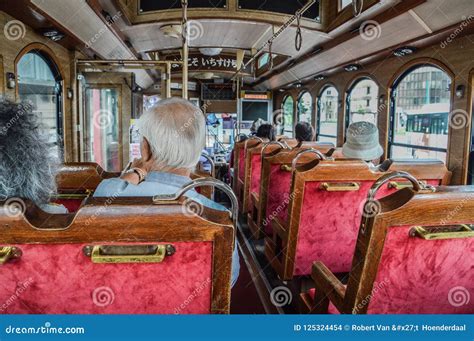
281,95,294,137
297,91,312,124
84,87,121,172
17,51,63,158
346,78,379,132
317,86,339,145
389,66,451,162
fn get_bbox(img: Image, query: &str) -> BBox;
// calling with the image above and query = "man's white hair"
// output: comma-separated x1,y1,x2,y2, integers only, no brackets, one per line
138,97,205,170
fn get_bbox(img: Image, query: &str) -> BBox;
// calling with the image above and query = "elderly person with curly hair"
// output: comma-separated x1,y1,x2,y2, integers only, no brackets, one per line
94,97,240,286
0,99,65,213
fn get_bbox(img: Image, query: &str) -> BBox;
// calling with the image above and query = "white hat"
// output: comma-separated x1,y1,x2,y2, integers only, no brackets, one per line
342,121,383,160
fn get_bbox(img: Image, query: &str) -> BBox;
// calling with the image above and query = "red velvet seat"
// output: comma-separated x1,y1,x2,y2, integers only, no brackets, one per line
248,144,335,239
232,138,264,209
0,180,235,314
306,175,474,314
266,160,451,280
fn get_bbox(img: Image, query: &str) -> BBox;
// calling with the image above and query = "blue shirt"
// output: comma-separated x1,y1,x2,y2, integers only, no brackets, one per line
93,171,240,287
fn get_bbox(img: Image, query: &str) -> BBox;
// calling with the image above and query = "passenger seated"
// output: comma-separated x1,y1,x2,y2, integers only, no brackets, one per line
256,124,276,141
250,118,265,136
342,121,383,164
294,122,315,147
93,97,239,286
0,99,66,214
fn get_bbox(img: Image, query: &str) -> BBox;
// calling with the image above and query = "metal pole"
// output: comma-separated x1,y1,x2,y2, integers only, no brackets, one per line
181,0,189,99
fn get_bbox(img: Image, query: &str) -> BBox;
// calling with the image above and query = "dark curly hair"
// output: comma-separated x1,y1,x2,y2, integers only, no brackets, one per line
0,99,58,204
295,122,314,142
256,124,276,141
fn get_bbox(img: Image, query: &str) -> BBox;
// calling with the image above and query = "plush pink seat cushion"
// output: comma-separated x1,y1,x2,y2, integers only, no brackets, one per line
248,154,263,211
0,242,213,314
265,165,292,234
367,225,474,314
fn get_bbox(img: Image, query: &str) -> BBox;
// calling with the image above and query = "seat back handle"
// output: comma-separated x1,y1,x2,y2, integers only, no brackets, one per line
291,148,328,172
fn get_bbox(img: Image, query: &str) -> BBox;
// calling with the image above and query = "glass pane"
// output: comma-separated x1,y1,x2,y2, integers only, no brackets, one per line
17,52,60,157
391,66,451,162
318,86,338,142
297,92,312,123
347,79,379,127
85,88,121,172
340,0,352,10
282,96,294,137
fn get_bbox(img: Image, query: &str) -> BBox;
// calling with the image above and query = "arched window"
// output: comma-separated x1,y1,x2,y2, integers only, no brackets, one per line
17,51,63,158
346,78,379,132
389,65,451,162
317,86,339,144
297,91,312,124
281,95,294,137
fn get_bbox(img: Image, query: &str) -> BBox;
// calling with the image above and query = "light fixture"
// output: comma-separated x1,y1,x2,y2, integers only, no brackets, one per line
456,85,466,99
67,88,73,99
344,64,361,72
294,82,302,88
6,73,16,89
314,74,326,81
199,48,222,56
160,24,182,39
393,46,416,57
278,88,285,92
41,28,65,42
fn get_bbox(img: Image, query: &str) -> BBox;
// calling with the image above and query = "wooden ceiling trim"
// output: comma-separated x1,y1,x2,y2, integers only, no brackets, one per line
0,0,94,57
268,20,474,90
253,0,427,86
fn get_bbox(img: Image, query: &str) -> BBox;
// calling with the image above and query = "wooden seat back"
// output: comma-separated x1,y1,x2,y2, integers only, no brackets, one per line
0,181,235,314
54,163,121,212
232,138,264,204
265,158,452,280
307,180,474,314
247,144,336,239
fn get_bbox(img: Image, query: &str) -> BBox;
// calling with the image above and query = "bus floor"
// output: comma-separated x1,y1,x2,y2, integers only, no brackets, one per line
231,215,303,314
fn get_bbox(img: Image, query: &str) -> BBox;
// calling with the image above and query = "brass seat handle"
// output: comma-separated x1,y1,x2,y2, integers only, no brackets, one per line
410,225,474,240
320,182,360,192
83,244,176,264
0,246,22,265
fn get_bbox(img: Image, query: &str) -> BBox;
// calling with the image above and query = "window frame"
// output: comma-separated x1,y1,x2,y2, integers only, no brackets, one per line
344,76,379,135
387,63,453,161
316,85,339,144
281,94,295,137
296,90,313,124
